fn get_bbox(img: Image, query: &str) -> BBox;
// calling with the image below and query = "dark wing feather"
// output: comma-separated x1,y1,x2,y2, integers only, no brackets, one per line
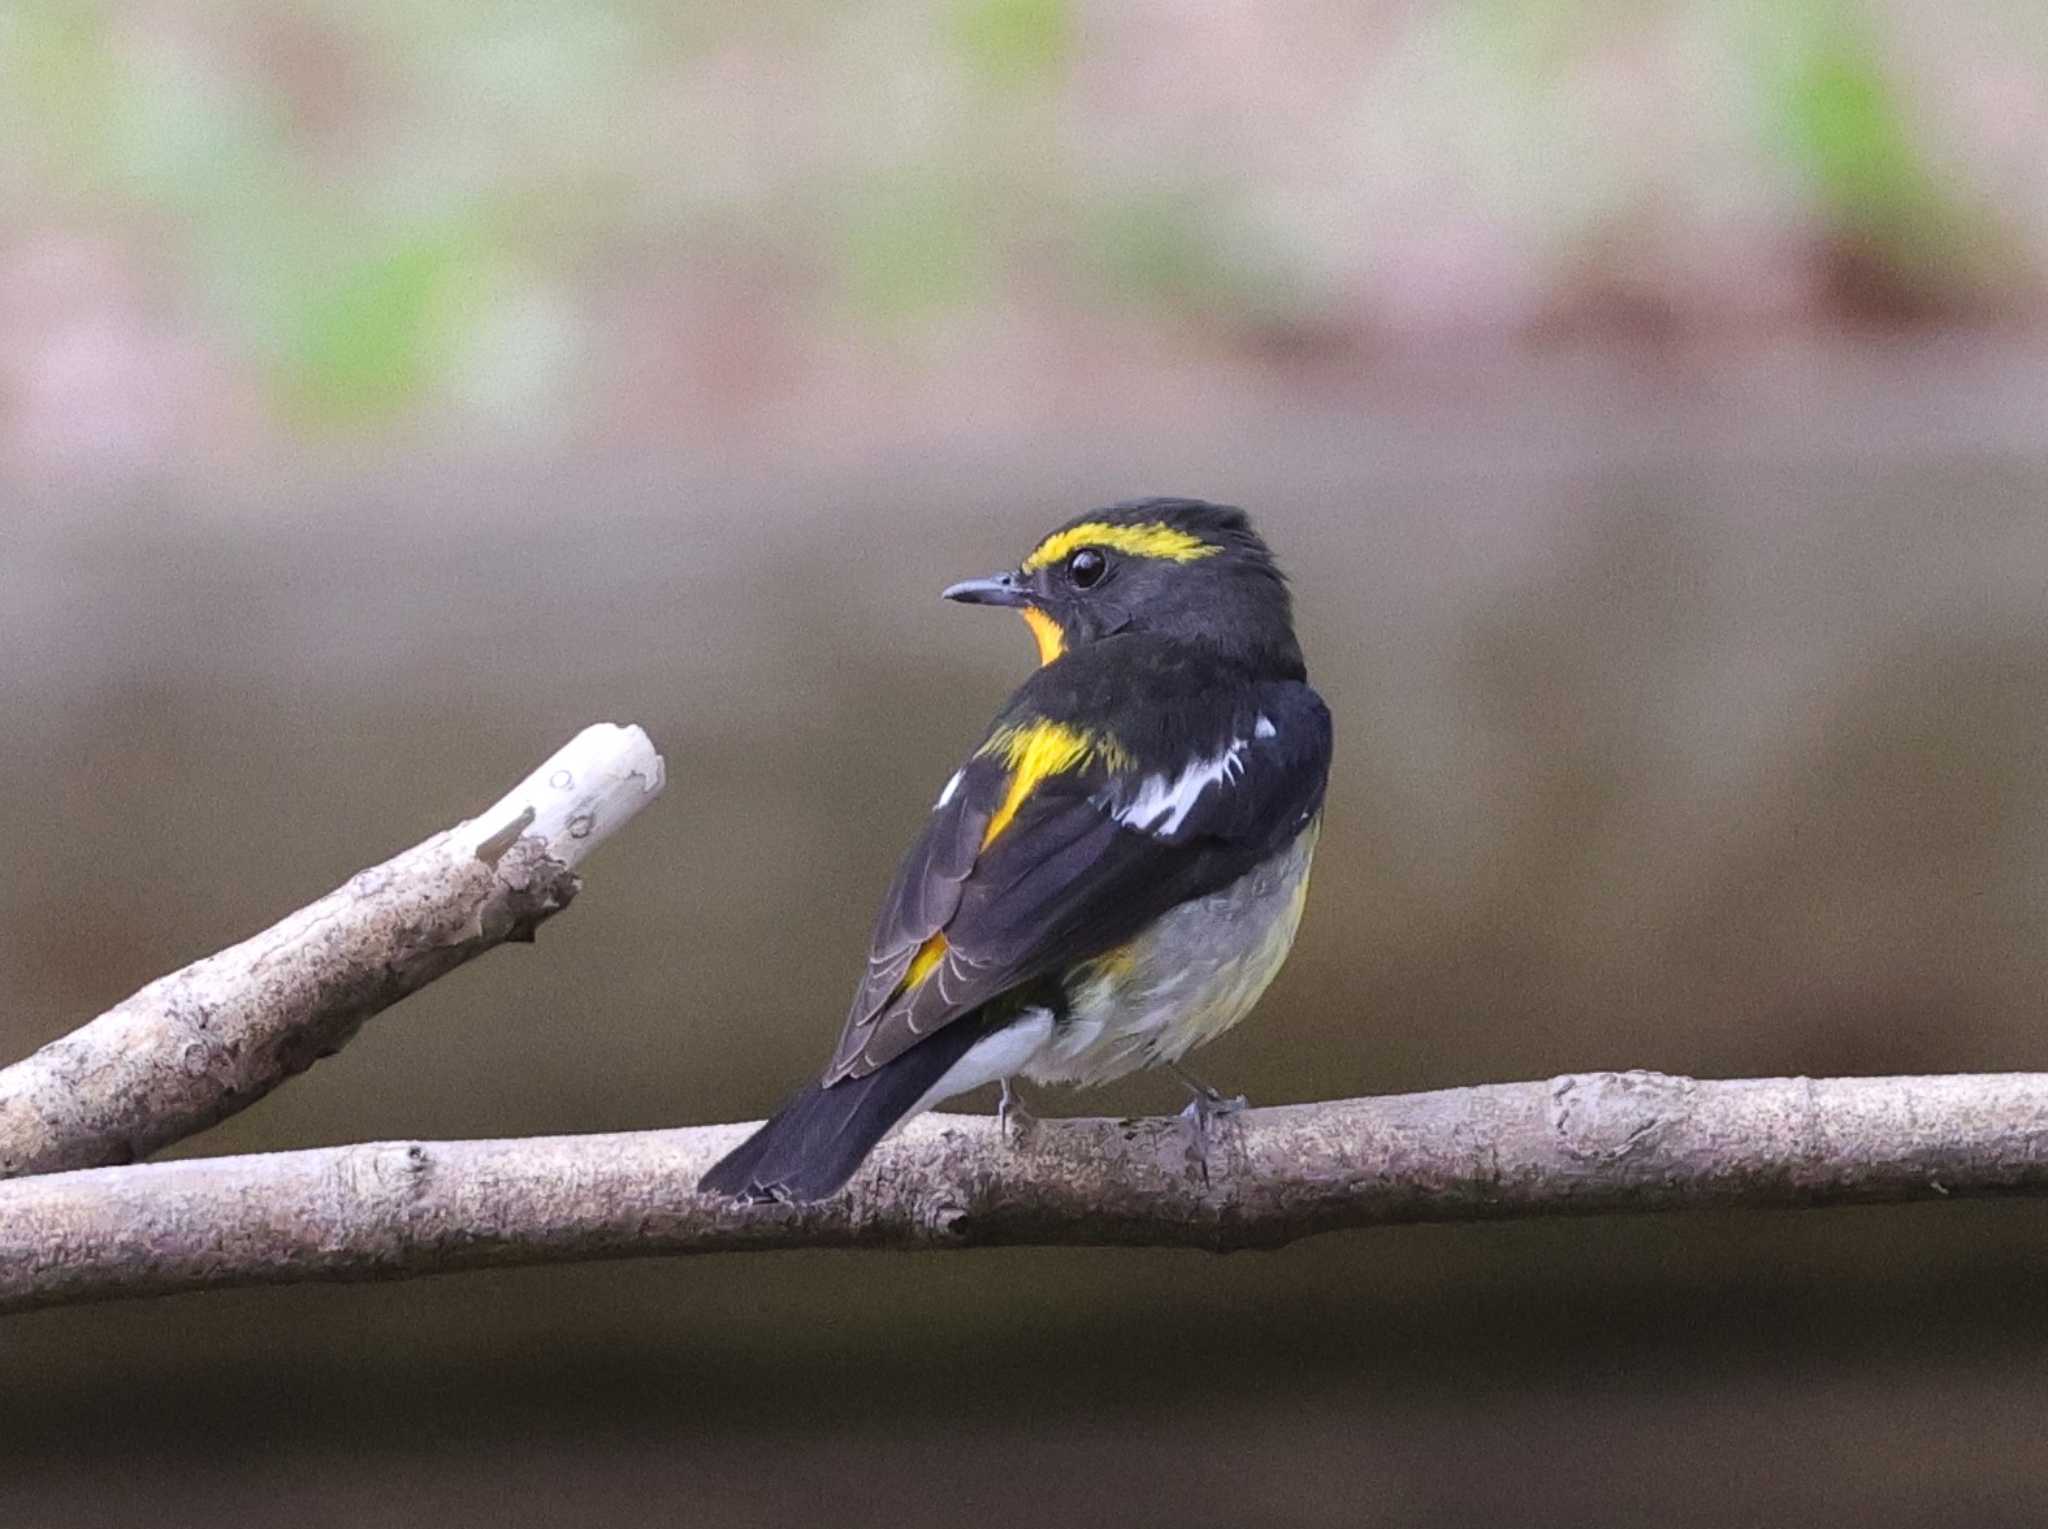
824,681,1331,1084
840,761,1000,1045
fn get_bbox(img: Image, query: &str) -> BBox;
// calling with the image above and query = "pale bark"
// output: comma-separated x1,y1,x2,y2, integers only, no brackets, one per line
0,724,665,1179
7,1069,2048,1313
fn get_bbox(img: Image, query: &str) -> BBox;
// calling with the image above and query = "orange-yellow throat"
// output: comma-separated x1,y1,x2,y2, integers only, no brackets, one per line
1021,607,1064,665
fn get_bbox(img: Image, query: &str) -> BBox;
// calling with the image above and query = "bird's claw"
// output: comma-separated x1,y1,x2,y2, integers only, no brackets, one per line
997,1078,1037,1145
1178,1089,1248,1128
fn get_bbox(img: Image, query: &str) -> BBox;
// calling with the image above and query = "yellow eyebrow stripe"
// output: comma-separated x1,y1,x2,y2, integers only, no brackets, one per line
975,719,1129,847
1021,521,1221,572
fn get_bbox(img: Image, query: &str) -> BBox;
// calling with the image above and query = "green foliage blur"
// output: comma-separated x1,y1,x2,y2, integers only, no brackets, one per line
0,0,2040,446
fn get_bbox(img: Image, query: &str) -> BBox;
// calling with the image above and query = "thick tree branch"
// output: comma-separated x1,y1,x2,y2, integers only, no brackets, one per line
0,724,665,1179
7,1069,2048,1312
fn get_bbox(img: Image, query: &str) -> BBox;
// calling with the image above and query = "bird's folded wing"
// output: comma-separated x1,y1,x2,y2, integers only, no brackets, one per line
825,682,1331,1083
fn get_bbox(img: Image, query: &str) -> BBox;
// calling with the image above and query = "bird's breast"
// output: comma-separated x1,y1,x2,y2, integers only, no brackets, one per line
1028,816,1321,1087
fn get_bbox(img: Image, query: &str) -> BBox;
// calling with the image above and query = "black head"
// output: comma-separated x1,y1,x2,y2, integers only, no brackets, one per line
943,498,1303,679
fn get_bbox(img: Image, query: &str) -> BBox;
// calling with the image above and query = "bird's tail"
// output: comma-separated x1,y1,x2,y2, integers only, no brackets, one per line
698,1017,991,1203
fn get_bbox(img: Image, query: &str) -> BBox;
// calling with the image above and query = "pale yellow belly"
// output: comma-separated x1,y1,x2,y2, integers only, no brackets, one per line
1024,817,1320,1089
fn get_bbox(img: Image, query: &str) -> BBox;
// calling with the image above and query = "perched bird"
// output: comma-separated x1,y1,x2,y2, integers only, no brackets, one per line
700,498,1332,1202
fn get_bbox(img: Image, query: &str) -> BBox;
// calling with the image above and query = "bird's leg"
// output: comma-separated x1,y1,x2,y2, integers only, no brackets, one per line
997,1077,1038,1144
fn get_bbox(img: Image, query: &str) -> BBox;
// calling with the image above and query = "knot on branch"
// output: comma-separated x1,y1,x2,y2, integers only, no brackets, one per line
1548,1070,1694,1162
335,1140,436,1211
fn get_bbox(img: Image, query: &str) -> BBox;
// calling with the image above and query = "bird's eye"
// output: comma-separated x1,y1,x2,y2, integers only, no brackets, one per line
1067,547,1107,589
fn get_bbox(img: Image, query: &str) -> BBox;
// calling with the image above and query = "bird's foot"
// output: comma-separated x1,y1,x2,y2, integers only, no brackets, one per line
1171,1066,1248,1184
997,1077,1038,1145
1171,1065,1249,1130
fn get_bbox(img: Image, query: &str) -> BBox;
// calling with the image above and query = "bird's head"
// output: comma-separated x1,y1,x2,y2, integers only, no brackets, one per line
943,498,1302,678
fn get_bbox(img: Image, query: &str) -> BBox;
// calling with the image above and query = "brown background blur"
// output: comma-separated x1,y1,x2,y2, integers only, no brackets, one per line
8,5,2048,1526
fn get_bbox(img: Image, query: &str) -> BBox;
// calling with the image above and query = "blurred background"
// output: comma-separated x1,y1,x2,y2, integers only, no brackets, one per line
7,2,2048,1524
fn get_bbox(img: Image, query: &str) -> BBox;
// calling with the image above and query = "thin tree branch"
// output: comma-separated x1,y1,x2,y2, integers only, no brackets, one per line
7,1069,2048,1313
0,724,666,1179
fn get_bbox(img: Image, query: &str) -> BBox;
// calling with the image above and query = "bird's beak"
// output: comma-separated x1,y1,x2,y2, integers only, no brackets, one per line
942,571,1030,608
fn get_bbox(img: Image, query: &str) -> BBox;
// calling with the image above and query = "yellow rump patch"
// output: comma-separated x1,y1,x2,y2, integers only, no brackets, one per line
1021,606,1065,665
1082,941,1138,981
975,719,1130,848
1021,521,1221,573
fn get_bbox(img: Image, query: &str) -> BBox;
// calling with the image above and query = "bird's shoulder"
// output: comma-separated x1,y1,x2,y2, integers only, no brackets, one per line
984,633,1317,774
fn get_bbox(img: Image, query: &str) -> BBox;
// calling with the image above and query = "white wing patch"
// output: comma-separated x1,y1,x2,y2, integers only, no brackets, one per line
1254,714,1277,740
934,769,964,809
1114,738,1250,836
